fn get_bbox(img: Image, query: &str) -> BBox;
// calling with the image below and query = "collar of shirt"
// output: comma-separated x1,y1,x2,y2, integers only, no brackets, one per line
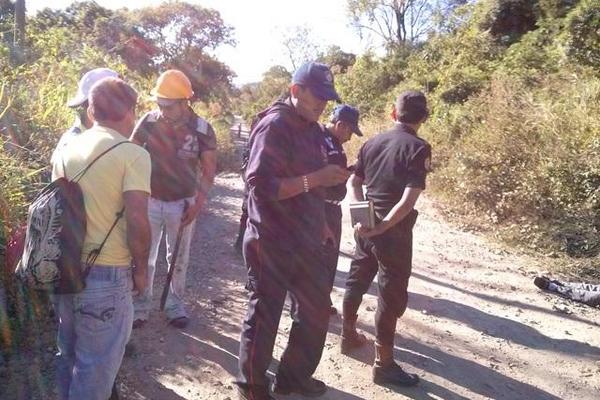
323,127,342,149
155,107,198,130
72,116,85,133
183,107,200,130
394,122,418,136
90,124,129,140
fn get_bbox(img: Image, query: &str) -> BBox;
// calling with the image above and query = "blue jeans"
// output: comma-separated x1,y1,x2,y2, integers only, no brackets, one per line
52,265,133,400
134,197,195,321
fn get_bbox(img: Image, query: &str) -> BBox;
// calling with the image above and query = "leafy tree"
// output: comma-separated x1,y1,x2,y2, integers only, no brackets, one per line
479,0,538,45
236,65,291,121
347,0,435,50
280,25,322,71
132,2,236,101
134,2,234,62
29,2,154,73
318,45,357,73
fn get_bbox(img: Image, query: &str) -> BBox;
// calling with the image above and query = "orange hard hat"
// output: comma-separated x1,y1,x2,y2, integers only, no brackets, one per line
150,69,194,100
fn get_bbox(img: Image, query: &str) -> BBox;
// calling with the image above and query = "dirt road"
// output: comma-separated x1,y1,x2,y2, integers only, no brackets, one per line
117,174,599,400
2,173,599,399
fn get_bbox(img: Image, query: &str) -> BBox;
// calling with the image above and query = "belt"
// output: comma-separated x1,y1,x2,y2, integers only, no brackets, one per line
325,199,341,206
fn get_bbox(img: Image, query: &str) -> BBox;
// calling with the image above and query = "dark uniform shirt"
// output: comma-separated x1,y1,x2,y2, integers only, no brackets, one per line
131,109,217,201
245,98,328,249
354,123,431,216
322,126,348,202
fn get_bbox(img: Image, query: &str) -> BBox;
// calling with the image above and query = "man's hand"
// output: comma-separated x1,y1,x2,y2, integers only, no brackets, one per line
354,221,390,238
310,165,351,187
322,222,336,245
132,268,147,295
181,194,205,227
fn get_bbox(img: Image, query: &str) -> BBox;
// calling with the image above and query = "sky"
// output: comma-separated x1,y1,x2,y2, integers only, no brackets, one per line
26,0,374,85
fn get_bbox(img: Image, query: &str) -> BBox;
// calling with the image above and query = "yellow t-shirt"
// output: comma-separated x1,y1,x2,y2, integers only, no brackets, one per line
52,125,151,266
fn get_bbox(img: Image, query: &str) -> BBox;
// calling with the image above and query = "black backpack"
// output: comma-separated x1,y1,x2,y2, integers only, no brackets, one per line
16,141,128,294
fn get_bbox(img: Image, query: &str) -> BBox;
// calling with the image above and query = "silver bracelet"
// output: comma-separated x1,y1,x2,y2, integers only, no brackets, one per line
302,175,310,192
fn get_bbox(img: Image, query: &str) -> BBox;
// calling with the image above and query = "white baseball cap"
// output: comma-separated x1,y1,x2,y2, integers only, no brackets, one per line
67,68,119,108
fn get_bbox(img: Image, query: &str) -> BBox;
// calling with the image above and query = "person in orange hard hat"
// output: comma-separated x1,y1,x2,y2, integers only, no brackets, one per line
130,69,217,329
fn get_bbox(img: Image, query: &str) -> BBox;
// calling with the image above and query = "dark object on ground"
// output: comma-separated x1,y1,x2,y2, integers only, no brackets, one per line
330,306,337,315
534,276,600,307
533,276,562,290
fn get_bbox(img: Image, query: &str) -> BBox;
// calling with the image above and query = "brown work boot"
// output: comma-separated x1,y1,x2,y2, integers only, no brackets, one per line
373,342,419,387
340,315,368,355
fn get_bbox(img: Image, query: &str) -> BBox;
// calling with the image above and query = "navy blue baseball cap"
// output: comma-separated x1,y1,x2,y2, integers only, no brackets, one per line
292,62,341,102
331,104,363,136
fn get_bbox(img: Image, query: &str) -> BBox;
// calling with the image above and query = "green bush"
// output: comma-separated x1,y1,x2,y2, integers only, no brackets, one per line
427,68,599,259
562,0,600,68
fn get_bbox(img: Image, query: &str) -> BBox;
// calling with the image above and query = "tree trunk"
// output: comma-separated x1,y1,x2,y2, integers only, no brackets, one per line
14,0,25,49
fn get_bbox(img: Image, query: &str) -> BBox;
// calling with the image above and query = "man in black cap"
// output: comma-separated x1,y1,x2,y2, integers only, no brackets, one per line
236,62,350,400
321,104,362,315
341,91,432,387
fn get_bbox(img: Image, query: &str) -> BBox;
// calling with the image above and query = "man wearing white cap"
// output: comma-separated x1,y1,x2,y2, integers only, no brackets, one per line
50,68,119,165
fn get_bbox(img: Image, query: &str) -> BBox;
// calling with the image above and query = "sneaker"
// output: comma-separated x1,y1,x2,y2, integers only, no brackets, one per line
237,384,274,400
272,377,327,397
340,331,368,355
373,362,419,387
168,316,189,329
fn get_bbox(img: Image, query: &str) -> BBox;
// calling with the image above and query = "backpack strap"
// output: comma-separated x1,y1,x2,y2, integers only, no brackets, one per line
83,207,126,274
70,141,130,183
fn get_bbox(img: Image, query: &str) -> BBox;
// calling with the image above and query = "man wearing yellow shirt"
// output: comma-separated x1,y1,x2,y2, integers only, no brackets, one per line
51,78,151,400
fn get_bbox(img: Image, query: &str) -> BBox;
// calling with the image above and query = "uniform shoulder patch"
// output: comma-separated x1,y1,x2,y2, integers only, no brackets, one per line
195,117,209,135
424,156,432,172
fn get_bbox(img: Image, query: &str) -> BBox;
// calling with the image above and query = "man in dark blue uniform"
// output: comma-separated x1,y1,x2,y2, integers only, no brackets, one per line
236,62,350,400
321,105,363,315
341,91,432,388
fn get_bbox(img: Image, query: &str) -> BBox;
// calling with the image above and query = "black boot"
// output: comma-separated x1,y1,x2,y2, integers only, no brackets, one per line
340,315,368,354
272,377,327,397
236,384,274,400
372,342,419,387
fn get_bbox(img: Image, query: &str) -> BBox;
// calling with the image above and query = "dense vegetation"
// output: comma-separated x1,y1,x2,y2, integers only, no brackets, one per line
0,0,598,351
0,0,239,350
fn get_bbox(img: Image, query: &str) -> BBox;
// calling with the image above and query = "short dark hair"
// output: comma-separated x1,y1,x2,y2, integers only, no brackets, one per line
89,77,137,123
395,90,428,124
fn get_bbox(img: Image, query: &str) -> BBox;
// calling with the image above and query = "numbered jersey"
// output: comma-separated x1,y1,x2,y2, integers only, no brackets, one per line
132,109,217,201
